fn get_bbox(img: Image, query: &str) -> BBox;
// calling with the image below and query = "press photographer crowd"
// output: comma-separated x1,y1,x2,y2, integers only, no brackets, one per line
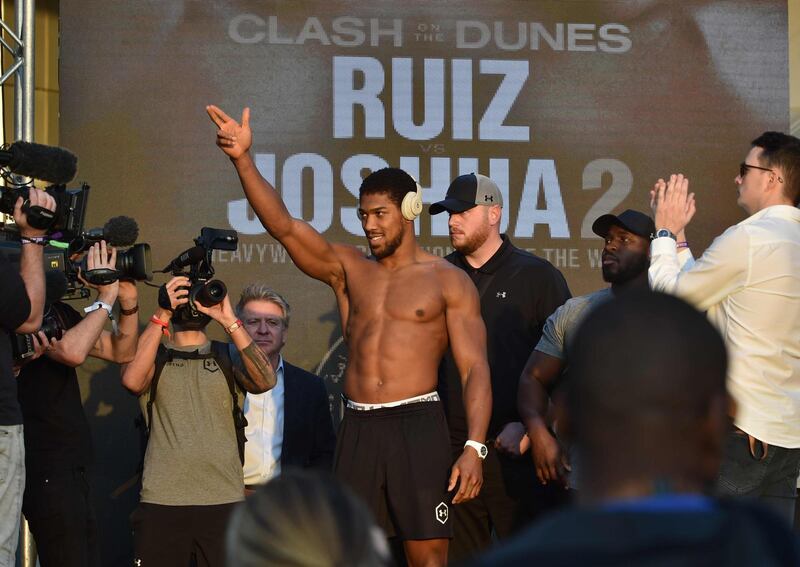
0,121,799,567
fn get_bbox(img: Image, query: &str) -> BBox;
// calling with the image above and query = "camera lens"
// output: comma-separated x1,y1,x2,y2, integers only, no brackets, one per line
193,279,227,308
116,243,152,281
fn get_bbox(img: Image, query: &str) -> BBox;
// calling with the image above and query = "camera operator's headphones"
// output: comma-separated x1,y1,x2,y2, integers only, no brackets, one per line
401,177,424,221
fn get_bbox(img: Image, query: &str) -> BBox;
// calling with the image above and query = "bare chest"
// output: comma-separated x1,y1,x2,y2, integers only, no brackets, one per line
346,263,444,324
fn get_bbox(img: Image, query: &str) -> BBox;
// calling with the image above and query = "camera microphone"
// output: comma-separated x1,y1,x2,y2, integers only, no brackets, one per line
82,216,139,248
0,141,78,185
160,246,206,273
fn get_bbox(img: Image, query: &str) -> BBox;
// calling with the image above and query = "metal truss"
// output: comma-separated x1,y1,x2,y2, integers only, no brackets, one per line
0,0,34,143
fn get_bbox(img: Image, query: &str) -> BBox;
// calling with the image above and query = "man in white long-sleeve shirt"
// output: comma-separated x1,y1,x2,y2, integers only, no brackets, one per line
649,132,800,523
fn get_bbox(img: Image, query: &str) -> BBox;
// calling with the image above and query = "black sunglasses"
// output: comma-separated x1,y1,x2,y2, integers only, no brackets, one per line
739,162,774,178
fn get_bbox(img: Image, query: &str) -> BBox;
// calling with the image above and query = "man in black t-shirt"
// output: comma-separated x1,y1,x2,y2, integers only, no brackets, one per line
0,188,55,564
429,173,571,563
17,241,140,567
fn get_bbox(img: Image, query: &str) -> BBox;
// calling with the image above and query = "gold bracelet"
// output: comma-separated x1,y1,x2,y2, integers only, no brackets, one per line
224,319,243,335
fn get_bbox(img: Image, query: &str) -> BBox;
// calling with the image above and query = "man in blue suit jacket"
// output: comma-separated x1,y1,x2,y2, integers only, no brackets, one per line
233,284,336,489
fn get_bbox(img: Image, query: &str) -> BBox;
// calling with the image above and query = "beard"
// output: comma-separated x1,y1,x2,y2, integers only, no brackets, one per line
370,229,404,260
602,253,649,285
451,221,491,256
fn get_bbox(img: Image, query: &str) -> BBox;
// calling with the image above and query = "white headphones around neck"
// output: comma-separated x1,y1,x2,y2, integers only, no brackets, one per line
401,177,424,221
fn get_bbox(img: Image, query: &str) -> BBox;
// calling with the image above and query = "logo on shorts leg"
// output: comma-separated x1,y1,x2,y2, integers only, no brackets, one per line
435,502,449,525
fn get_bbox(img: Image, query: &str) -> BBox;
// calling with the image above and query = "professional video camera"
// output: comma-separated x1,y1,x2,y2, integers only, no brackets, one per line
68,216,153,287
0,215,154,302
11,272,68,361
0,141,83,238
0,140,154,359
0,139,88,299
159,227,238,322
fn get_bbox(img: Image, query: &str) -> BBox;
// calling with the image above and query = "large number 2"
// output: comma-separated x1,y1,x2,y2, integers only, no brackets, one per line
581,159,632,238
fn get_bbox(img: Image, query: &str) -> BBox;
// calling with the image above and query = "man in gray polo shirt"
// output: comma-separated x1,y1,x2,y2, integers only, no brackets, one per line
518,210,691,489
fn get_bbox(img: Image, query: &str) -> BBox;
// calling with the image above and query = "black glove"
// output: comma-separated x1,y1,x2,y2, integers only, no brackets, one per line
157,284,173,311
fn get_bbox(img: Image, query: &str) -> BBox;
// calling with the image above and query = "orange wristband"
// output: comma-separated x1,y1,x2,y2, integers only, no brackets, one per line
150,315,170,338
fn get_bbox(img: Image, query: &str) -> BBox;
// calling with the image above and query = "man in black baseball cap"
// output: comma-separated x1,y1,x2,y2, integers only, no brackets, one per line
591,209,655,241
429,173,504,215
520,208,676,500
590,209,654,285
430,172,571,562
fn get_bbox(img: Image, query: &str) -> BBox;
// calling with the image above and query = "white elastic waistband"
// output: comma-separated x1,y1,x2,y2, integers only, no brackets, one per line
345,391,440,411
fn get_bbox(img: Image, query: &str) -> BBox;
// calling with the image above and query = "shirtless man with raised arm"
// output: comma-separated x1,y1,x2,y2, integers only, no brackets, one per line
207,105,492,567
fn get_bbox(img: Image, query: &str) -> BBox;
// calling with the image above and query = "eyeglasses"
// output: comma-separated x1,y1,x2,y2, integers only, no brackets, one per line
739,162,774,178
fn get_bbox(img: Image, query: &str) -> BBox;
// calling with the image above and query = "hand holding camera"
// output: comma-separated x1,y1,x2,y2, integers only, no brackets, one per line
194,293,237,330
160,276,191,313
78,241,119,304
32,330,59,357
13,187,56,237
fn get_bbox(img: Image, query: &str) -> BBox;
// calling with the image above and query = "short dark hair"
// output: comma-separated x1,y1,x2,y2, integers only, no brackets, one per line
358,167,416,208
751,131,800,206
566,292,727,479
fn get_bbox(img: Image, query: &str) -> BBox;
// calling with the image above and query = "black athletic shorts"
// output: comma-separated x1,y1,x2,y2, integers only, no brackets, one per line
334,400,453,540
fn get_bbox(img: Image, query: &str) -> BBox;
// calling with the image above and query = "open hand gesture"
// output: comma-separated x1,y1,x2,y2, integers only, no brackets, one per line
206,105,252,160
651,173,696,235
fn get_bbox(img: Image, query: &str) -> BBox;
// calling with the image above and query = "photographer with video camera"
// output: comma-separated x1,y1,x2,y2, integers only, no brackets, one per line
121,232,276,567
15,239,141,567
0,188,55,564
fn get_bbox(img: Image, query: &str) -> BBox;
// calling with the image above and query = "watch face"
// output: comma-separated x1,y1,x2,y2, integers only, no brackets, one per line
480,445,488,458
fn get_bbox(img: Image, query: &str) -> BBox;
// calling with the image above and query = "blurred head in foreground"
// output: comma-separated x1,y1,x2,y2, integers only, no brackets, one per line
226,468,391,567
565,291,729,503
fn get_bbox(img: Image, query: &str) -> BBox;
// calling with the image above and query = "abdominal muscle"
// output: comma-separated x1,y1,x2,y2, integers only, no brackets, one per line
343,316,448,404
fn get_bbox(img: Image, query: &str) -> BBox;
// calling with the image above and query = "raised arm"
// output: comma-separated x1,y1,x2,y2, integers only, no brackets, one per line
195,294,276,394
89,279,139,363
649,174,748,310
207,105,346,288
14,189,56,333
442,267,492,504
48,242,135,366
121,276,188,395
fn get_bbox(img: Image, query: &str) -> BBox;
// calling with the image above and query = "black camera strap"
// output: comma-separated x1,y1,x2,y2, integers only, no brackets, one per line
143,340,247,465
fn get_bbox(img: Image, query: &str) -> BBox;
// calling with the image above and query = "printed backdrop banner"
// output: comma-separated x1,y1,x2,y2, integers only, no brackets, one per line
60,3,787,560
61,1,789,374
